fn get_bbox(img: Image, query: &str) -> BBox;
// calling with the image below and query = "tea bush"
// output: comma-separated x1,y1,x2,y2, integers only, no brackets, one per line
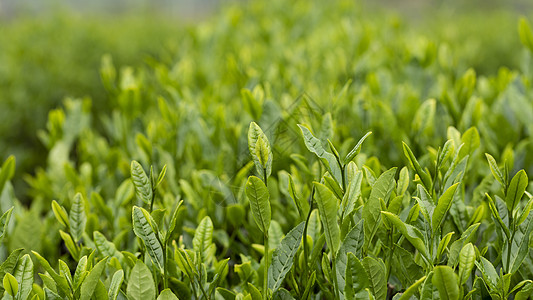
1,0,533,299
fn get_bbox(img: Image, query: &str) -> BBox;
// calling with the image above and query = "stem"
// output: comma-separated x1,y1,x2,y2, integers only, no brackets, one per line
331,253,340,300
150,188,155,213
302,189,315,299
264,232,270,300
163,245,168,290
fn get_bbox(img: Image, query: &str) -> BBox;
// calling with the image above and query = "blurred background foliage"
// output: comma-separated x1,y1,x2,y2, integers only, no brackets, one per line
0,0,532,202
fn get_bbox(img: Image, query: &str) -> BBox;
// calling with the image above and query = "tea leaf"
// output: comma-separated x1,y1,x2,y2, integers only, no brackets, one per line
127,260,156,300
313,182,340,253
69,193,87,243
132,206,164,271
80,258,108,300
268,222,304,293
131,160,153,206
245,176,271,235
432,266,459,300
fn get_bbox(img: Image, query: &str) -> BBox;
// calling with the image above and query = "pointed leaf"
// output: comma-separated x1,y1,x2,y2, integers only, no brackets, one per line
362,256,387,300
127,260,156,300
298,124,342,183
268,222,304,293
432,183,460,233
363,168,396,248
14,254,33,300
505,170,528,213
313,182,340,253
344,132,372,163
80,258,108,300
245,176,271,235
108,270,124,300
69,193,87,242
432,266,459,300
131,160,153,206
193,216,214,263
132,206,164,271
248,122,273,180
381,212,428,260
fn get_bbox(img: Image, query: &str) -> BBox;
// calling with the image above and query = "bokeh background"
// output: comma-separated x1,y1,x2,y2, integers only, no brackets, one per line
1,0,532,201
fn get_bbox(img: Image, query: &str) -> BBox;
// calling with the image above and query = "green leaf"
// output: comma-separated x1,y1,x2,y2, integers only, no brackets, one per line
437,231,454,261
508,213,533,274
362,256,387,300
31,251,70,295
127,260,156,300
51,200,69,228
345,253,369,298
268,222,304,293
432,266,459,300
475,256,498,291
247,283,262,300
381,212,428,261
3,273,18,297
298,124,342,184
447,223,480,268
69,193,87,243
14,254,33,300
131,160,153,206
515,282,533,300
432,183,460,233
0,248,23,294
412,98,436,134
272,288,295,300
0,207,14,240
344,132,372,163
403,142,432,190
245,176,271,235
398,276,426,300
73,256,87,291
457,127,480,161
437,140,455,169
156,165,167,188
416,184,435,224
341,170,363,219
157,288,179,300
519,17,533,52
486,193,510,240
0,155,15,195
248,122,273,180
94,231,123,261
421,273,439,299
108,270,124,300
363,167,396,248
505,170,528,213
132,206,164,271
485,153,505,187
286,173,309,219
458,243,476,285
313,182,340,253
193,216,214,263
80,258,108,300
165,200,183,244
336,220,365,297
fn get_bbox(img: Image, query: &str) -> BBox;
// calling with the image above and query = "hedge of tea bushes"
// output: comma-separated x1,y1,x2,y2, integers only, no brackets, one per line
0,0,532,298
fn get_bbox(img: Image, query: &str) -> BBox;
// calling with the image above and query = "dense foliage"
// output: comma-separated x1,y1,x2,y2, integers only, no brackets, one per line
1,0,533,299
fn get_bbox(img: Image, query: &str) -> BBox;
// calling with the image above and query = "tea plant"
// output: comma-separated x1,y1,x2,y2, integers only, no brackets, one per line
1,0,533,299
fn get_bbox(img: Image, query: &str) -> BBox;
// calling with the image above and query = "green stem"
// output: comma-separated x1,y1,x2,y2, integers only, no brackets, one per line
264,233,270,300
331,253,340,300
301,189,315,299
163,245,168,290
